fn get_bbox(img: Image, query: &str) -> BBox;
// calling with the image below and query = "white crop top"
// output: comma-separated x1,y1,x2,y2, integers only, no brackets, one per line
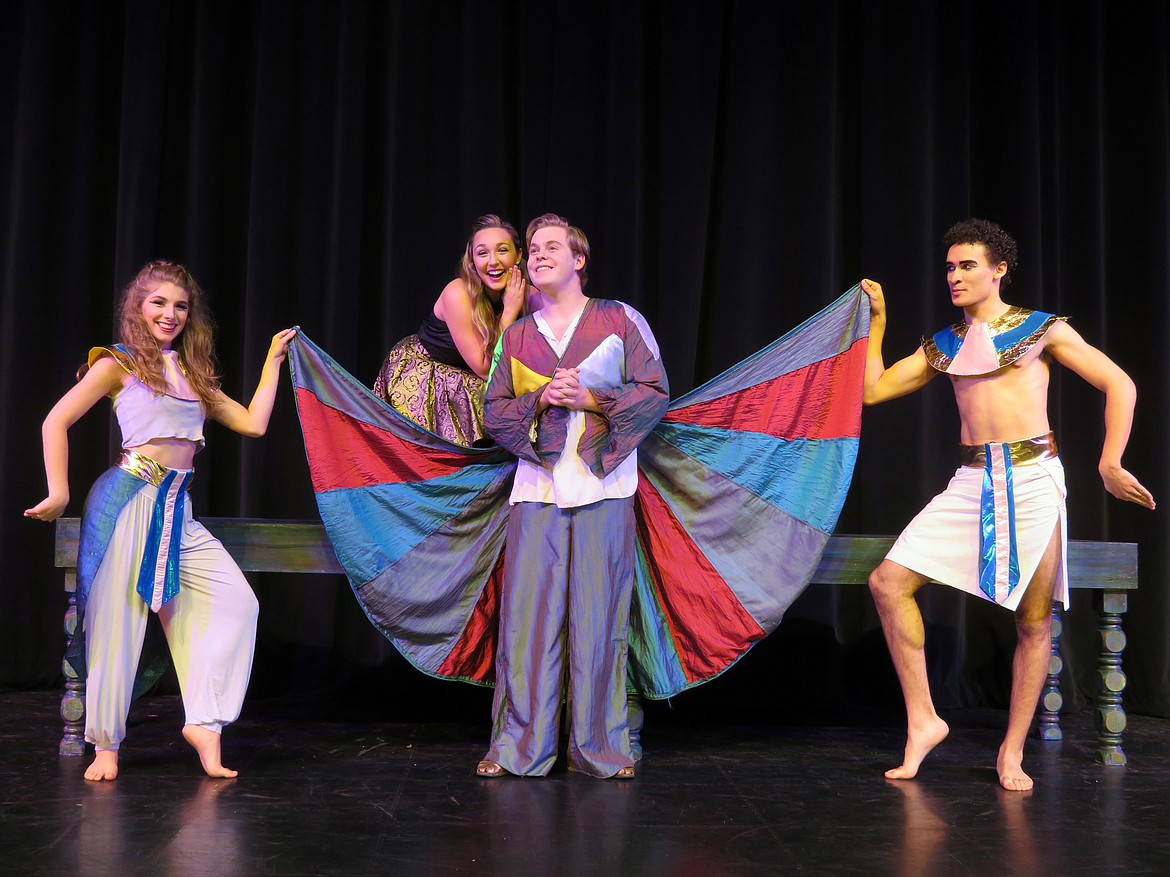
113,380,206,450
95,347,207,450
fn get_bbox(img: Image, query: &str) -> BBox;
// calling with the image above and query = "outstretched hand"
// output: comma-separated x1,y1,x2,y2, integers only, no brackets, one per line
1102,465,1156,510
25,494,67,522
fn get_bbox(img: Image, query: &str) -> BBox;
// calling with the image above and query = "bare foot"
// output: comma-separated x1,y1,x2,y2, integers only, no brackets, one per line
85,749,119,781
997,745,1033,791
182,724,238,778
885,716,949,780
476,759,505,777
614,765,635,779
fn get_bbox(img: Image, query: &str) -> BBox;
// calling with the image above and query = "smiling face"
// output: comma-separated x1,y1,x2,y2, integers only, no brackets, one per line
140,281,190,349
945,243,1007,312
527,226,585,294
470,228,521,294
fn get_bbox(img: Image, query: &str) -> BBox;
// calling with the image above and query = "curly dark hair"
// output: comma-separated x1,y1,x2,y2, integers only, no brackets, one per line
943,218,1018,287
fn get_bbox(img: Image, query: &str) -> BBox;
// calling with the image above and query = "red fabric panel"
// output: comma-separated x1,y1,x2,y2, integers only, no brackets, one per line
296,388,470,491
435,547,504,683
634,474,765,682
663,338,866,439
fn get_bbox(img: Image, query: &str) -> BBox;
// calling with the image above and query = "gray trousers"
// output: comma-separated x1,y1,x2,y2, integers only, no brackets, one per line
486,497,637,777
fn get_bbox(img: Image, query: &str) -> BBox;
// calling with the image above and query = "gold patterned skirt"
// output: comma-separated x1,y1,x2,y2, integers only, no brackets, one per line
373,334,487,446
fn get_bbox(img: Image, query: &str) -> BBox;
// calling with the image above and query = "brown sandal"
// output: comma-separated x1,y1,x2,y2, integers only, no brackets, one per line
615,765,635,779
476,760,505,777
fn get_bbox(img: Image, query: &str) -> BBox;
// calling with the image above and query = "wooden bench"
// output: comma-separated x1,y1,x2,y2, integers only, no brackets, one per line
52,518,1138,764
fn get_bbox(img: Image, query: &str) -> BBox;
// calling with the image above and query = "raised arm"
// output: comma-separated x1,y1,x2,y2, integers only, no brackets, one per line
25,357,127,521
209,328,297,438
1043,320,1155,509
438,269,527,380
860,279,936,405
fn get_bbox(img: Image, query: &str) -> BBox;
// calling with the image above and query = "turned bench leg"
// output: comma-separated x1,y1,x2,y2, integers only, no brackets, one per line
1036,594,1131,763
1095,591,1128,766
1038,600,1064,741
60,572,85,757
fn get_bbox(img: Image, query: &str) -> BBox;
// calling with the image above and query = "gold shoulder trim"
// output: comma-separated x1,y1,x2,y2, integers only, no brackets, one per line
921,336,948,371
996,314,1066,366
88,346,139,378
987,305,1028,333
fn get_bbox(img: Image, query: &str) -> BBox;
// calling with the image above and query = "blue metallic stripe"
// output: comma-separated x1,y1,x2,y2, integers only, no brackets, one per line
978,444,1021,602
133,469,192,610
1006,454,1020,595
161,472,192,606
135,470,175,607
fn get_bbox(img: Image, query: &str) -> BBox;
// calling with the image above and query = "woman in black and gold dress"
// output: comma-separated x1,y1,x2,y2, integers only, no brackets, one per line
374,214,533,446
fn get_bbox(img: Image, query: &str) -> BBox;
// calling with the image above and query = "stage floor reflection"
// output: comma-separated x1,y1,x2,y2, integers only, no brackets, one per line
3,692,1168,876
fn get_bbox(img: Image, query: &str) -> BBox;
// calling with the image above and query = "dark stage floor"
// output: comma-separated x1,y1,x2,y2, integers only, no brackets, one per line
1,692,1168,876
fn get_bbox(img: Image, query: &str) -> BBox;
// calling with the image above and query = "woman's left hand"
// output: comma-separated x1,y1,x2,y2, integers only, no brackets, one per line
502,265,527,318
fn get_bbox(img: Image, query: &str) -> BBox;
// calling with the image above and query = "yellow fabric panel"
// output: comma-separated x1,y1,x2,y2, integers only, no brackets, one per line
511,357,550,396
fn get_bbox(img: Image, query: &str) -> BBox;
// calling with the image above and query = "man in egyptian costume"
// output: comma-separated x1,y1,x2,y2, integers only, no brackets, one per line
860,218,1154,791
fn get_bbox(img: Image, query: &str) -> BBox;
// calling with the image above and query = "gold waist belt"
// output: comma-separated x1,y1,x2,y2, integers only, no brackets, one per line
117,449,193,488
960,432,1058,469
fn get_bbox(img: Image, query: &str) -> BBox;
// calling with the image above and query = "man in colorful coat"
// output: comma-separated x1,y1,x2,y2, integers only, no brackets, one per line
861,218,1154,791
477,213,669,779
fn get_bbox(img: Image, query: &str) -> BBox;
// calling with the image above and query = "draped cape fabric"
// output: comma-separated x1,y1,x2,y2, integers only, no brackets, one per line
289,287,870,698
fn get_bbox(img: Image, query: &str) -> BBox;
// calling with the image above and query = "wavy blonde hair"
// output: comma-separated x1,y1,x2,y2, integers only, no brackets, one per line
112,260,222,408
456,215,525,361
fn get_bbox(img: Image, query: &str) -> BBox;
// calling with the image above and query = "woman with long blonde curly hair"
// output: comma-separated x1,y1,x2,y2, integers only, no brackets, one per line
26,259,296,783
100,261,222,405
374,215,533,445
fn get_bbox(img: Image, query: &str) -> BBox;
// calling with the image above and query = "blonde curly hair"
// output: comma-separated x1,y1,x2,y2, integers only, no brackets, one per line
113,260,222,408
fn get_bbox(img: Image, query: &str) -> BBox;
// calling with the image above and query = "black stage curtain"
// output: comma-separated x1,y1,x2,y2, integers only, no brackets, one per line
3,0,1168,721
